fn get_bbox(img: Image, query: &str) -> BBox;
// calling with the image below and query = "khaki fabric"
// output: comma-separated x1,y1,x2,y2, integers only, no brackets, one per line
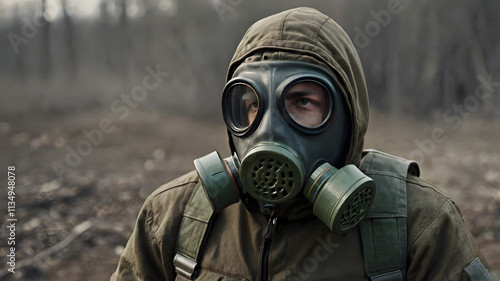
405,175,490,280
110,168,489,280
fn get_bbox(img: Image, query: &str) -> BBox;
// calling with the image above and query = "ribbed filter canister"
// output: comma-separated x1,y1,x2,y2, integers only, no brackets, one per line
305,163,376,234
240,144,305,204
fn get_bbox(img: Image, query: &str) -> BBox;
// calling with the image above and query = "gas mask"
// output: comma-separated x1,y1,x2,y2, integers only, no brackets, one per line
194,61,375,234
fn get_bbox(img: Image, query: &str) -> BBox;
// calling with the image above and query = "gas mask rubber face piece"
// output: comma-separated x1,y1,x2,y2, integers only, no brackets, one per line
194,61,376,234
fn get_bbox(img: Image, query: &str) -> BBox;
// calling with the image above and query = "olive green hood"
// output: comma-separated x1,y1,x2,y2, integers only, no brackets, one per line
226,7,369,166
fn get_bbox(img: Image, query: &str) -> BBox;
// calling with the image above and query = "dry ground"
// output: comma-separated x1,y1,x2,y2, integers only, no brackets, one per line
0,108,498,280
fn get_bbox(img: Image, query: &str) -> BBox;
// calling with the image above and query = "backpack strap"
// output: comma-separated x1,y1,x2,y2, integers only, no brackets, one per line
174,181,215,280
358,149,420,281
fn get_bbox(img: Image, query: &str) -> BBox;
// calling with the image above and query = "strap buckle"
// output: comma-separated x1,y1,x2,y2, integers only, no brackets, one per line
371,270,404,281
174,253,198,280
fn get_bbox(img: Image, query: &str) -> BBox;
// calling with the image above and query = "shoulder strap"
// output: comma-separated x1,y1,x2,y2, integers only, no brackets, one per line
358,149,419,281
174,181,215,280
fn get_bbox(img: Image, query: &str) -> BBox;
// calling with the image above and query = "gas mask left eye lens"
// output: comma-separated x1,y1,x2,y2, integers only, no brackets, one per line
224,83,261,134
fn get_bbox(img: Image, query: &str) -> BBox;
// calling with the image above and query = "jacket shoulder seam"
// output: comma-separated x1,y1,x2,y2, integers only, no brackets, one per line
405,176,451,199
408,198,453,253
151,179,198,199
364,171,408,181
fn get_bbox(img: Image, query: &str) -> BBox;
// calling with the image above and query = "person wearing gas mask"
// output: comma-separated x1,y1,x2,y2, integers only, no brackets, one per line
110,7,495,281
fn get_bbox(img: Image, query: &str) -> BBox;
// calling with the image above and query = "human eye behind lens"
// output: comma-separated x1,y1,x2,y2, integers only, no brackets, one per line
241,92,259,125
286,91,324,112
243,93,259,111
284,81,329,127
248,100,258,110
298,97,311,107
289,94,320,110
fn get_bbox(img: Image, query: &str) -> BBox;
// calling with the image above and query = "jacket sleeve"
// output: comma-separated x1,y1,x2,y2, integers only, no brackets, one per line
110,199,167,281
406,190,493,281
110,171,199,281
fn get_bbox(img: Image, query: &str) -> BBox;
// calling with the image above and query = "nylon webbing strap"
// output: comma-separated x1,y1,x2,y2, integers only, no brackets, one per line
174,181,214,280
369,270,405,281
358,150,419,280
359,218,406,281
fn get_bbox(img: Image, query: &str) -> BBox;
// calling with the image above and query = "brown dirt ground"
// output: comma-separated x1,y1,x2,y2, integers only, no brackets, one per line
0,108,498,280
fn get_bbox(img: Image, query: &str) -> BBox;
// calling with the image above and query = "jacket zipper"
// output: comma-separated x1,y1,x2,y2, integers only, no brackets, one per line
258,216,278,281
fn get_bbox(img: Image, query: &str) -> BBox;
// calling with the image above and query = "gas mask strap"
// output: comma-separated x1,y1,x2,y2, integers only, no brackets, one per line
174,182,215,280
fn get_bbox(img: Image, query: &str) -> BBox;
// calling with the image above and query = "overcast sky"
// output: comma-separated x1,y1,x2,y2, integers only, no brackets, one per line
0,0,163,22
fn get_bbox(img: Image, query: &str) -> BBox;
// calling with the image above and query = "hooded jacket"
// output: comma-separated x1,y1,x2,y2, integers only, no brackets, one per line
110,7,492,281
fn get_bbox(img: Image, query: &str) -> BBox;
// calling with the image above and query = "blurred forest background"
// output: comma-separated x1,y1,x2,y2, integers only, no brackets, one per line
1,0,499,118
0,0,499,280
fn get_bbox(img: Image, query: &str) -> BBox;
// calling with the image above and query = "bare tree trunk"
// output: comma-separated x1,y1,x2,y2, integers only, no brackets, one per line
61,0,77,76
99,0,113,71
39,0,51,78
117,0,133,85
13,3,26,79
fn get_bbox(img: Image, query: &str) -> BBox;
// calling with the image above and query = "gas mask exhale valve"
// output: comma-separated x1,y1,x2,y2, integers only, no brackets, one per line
239,143,305,204
194,147,376,234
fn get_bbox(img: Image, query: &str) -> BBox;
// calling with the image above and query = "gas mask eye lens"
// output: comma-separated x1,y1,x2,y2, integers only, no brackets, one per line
225,83,260,131
284,81,332,128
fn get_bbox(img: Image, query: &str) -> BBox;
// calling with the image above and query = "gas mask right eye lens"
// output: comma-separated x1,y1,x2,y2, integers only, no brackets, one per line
224,83,260,133
284,81,332,129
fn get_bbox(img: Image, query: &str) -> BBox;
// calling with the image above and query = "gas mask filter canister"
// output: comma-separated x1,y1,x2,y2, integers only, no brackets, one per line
194,61,376,234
